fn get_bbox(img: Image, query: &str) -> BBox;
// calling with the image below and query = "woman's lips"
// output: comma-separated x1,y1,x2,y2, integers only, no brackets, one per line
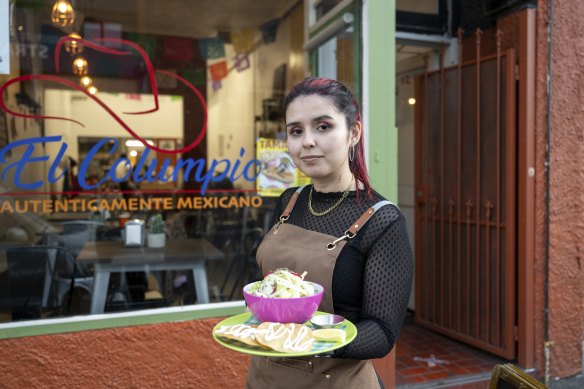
300,155,323,162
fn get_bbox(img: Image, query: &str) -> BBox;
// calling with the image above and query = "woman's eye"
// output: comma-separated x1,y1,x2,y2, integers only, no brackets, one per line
316,124,330,131
289,128,303,136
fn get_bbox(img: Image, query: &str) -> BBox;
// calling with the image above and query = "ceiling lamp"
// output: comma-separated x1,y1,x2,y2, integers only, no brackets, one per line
65,32,84,55
87,85,98,95
51,0,75,27
80,76,93,87
72,57,88,76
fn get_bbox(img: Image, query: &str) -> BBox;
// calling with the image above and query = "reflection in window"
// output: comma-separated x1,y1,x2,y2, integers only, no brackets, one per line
313,24,356,97
315,0,345,20
397,0,439,14
0,0,311,323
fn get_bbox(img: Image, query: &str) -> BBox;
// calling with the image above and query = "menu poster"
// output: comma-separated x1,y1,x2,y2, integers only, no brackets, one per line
256,138,309,197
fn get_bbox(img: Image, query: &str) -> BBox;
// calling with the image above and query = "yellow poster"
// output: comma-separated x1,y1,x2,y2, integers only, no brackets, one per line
256,138,309,197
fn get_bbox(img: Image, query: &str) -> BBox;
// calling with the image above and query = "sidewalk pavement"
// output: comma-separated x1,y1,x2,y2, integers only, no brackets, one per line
550,373,584,388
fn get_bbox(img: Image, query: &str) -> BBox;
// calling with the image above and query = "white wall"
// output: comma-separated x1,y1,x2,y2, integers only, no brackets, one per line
44,89,183,162
396,67,417,311
206,44,255,189
254,16,292,119
206,16,294,189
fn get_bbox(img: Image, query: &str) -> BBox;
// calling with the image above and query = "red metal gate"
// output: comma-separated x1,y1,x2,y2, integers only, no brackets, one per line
414,30,517,359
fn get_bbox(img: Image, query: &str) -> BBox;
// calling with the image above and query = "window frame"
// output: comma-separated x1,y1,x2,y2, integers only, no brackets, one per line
396,0,448,35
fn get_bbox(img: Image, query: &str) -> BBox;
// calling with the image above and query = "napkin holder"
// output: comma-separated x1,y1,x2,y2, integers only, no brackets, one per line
124,219,145,247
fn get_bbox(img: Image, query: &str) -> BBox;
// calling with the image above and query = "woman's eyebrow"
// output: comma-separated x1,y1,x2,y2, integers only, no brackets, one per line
313,115,334,122
286,115,334,127
286,121,301,127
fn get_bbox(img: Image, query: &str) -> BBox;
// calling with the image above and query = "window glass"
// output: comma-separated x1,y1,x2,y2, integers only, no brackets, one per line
397,0,440,14
315,0,345,21
0,0,311,322
311,22,357,97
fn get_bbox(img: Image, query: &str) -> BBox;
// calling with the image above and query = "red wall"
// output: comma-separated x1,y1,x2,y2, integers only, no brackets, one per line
0,318,250,388
534,0,550,378
0,318,394,387
535,0,584,378
463,3,584,378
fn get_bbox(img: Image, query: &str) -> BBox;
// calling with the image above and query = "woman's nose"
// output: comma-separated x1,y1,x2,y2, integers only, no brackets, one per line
302,132,315,148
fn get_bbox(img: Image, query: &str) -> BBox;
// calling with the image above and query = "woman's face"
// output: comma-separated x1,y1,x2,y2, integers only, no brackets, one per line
285,94,359,183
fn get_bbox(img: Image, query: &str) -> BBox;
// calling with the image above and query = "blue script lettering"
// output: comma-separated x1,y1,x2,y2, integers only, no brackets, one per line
0,136,262,193
0,136,65,189
177,147,261,193
78,138,119,189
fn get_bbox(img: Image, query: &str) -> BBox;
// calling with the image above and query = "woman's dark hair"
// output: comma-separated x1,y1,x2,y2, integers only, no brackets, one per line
283,77,371,196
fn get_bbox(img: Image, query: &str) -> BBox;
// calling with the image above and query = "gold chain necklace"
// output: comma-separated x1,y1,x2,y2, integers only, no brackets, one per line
308,175,354,217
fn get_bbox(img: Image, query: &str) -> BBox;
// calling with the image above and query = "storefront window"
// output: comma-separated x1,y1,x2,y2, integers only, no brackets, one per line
314,0,345,20
0,0,312,322
396,0,440,14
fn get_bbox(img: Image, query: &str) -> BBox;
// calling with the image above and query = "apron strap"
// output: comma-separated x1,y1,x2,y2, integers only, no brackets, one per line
273,186,307,234
327,200,394,250
347,200,394,235
281,186,307,219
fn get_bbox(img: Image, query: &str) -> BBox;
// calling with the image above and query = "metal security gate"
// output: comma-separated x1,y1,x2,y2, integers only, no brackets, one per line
414,30,517,359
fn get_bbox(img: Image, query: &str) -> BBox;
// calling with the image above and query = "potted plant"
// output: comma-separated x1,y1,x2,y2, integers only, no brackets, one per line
147,213,166,248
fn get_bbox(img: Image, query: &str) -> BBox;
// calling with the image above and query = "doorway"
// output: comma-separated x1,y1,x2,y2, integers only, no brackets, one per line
396,35,519,387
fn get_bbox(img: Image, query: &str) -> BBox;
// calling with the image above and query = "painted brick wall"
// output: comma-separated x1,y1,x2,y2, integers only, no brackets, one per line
0,318,250,388
538,0,584,378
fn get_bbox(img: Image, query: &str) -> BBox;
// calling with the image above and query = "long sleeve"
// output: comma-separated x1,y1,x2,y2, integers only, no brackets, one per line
334,214,414,359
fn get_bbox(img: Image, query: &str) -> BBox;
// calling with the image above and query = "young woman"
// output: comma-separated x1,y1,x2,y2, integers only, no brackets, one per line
246,77,413,388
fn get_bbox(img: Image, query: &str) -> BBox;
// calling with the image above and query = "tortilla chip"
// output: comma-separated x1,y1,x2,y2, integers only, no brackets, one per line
255,322,314,353
214,324,269,349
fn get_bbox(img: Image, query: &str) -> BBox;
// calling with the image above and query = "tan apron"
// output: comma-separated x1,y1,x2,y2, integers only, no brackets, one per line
246,186,391,389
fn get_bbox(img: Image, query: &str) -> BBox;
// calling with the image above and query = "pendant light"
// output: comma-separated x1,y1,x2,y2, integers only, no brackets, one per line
51,0,75,27
80,76,93,87
72,56,88,76
65,32,84,55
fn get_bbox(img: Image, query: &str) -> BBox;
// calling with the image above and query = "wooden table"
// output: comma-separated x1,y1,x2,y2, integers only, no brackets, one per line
77,239,225,314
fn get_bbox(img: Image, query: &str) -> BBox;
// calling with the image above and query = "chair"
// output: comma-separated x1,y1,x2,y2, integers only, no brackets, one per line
0,246,80,320
220,227,264,300
55,221,107,256
489,364,548,389
44,221,107,298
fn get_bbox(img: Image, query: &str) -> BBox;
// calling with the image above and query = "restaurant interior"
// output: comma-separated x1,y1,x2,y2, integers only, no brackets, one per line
0,0,355,322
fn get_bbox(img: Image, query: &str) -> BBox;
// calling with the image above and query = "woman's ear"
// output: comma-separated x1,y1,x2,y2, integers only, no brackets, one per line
350,122,362,146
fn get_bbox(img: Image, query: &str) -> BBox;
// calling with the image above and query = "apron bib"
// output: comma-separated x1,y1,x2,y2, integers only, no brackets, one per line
246,187,391,389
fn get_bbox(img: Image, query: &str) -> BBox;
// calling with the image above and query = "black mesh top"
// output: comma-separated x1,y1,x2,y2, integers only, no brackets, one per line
269,186,414,360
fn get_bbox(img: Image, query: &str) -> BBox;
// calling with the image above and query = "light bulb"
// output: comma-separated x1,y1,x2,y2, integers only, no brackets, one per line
408,98,416,105
87,85,98,95
73,57,88,76
80,76,93,87
51,0,75,27
65,32,84,55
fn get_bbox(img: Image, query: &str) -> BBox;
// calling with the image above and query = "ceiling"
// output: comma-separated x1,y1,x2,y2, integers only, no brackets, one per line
35,1,434,67
396,44,433,63
64,0,296,38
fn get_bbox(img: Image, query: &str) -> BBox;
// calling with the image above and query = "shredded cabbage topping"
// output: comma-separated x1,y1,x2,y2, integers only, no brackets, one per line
249,268,315,298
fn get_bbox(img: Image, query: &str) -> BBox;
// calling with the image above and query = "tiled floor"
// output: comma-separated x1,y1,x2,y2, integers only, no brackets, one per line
396,319,506,388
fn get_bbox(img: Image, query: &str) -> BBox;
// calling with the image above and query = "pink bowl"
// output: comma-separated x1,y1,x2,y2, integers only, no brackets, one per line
243,282,324,324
